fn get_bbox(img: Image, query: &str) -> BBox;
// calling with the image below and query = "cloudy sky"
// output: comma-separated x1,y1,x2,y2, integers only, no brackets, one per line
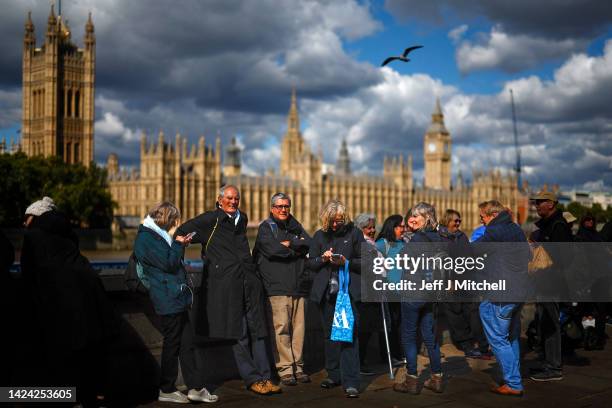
0,0,611,191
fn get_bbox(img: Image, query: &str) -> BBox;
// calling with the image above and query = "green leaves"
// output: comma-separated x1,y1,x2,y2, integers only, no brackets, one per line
0,153,116,228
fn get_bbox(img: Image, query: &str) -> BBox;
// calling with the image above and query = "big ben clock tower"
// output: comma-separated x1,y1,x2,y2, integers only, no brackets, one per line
424,98,451,190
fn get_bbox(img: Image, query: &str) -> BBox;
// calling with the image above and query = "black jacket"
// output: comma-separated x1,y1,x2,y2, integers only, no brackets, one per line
575,226,603,242
253,215,311,297
307,223,365,303
177,208,267,340
20,211,118,350
533,209,573,267
474,211,530,300
533,210,573,243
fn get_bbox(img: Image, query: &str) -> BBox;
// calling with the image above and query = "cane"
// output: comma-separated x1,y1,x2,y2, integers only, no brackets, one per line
380,300,394,379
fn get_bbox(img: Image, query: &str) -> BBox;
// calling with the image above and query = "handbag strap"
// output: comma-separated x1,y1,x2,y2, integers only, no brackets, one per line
205,216,219,253
339,260,350,293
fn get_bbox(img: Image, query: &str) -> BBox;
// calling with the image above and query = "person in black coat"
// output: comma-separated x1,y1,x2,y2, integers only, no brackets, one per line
176,185,280,396
439,209,490,359
307,199,364,398
529,191,573,382
1,230,16,385
20,197,119,406
253,192,312,385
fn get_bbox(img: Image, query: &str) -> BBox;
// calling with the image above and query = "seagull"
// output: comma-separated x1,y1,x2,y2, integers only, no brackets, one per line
381,45,423,67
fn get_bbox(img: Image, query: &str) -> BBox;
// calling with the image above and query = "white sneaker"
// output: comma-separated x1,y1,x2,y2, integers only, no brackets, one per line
188,387,219,403
158,390,190,404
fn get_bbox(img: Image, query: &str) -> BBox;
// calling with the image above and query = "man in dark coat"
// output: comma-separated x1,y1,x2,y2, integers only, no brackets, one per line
529,191,573,382
474,200,529,397
20,198,118,405
177,185,280,395
253,192,311,386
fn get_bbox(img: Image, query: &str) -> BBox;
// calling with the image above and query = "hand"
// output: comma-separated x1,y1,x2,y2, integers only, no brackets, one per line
330,255,346,266
175,234,193,246
322,248,333,262
280,240,291,247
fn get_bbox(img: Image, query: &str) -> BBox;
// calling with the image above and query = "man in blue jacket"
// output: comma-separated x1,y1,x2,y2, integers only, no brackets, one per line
474,200,529,397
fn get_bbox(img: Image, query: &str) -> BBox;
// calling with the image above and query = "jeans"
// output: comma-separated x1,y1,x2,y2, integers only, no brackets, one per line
479,301,523,391
400,302,441,376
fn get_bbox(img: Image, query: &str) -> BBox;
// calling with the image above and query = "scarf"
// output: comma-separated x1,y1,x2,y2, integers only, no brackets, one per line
143,215,173,247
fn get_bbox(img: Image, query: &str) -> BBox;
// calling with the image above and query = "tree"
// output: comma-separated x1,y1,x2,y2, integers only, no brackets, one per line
0,153,116,228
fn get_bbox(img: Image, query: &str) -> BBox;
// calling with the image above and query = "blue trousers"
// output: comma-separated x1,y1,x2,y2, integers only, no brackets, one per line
400,302,441,376
479,301,523,391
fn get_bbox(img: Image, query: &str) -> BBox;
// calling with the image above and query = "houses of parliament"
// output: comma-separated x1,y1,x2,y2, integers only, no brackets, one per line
15,7,524,233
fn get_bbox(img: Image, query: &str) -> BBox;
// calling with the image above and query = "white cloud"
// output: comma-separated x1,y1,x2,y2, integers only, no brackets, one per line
448,24,468,43
95,112,138,142
456,25,586,74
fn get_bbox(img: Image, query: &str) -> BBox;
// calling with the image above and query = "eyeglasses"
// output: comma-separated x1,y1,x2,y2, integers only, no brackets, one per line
273,205,291,210
454,219,462,224
332,219,345,225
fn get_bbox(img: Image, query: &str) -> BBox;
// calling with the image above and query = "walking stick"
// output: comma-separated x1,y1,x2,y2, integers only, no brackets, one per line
381,300,394,379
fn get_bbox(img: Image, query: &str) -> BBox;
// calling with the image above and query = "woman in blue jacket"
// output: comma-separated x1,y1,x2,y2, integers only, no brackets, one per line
134,202,218,404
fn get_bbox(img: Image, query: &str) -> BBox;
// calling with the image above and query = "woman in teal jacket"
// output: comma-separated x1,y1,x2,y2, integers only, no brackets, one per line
375,214,406,283
134,201,218,404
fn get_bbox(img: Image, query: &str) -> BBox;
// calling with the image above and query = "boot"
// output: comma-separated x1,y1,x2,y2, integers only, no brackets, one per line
393,374,419,394
423,373,444,393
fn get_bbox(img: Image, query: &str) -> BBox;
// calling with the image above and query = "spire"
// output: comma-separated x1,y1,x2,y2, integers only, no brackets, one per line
24,11,35,48
287,87,300,134
47,4,57,31
86,12,94,33
427,97,448,134
85,12,95,48
336,138,351,175
25,11,34,32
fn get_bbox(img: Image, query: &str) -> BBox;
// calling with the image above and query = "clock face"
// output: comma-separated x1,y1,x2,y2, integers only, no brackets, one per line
428,142,437,153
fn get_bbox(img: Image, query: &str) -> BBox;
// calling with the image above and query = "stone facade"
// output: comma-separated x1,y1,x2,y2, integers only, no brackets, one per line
109,89,523,233
20,6,95,167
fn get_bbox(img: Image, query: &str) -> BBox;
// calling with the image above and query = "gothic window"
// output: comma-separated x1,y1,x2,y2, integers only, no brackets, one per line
67,89,72,117
66,142,72,163
74,90,80,118
74,143,80,163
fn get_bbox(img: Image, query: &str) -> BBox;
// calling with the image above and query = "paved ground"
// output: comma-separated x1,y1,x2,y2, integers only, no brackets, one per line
139,325,612,408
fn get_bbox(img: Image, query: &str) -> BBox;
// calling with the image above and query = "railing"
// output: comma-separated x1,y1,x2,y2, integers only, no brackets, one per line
9,259,205,292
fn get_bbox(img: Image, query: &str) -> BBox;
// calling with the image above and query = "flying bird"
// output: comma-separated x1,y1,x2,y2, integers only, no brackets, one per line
381,45,423,67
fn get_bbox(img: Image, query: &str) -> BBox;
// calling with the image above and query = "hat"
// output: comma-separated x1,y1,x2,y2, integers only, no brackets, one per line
25,196,56,216
530,191,557,202
563,212,577,223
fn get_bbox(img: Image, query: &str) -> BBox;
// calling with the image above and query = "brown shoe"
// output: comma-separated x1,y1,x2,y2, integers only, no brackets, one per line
280,374,297,386
393,374,420,394
263,380,282,394
249,381,272,395
490,384,523,397
423,373,444,393
295,372,311,383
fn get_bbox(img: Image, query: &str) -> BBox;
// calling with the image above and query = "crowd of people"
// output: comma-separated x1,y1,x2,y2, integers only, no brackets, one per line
2,187,611,405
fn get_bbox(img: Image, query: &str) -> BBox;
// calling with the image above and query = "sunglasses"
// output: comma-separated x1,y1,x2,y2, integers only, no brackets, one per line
454,219,462,224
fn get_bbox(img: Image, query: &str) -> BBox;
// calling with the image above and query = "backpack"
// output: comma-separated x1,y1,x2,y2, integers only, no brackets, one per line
124,251,150,293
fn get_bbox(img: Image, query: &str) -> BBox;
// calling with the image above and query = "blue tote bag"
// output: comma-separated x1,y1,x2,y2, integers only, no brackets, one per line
330,260,355,343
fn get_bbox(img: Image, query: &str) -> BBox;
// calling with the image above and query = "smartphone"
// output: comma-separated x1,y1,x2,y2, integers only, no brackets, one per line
331,253,343,262
186,231,197,239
